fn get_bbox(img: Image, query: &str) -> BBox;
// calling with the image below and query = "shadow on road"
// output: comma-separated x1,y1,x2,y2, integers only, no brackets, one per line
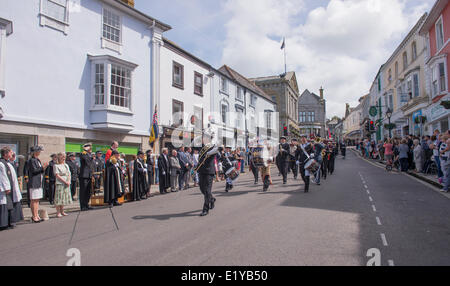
132,210,202,221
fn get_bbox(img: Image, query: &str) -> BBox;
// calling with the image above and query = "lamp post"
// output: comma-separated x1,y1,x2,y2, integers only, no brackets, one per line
386,108,393,139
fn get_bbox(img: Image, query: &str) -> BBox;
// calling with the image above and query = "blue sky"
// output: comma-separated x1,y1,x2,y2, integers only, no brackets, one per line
136,0,436,118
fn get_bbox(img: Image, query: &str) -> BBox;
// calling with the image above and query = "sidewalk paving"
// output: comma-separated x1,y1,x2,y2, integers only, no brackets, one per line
21,184,165,221
350,147,444,189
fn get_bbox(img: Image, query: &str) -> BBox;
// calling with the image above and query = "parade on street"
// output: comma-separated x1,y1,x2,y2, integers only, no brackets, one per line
2,0,450,271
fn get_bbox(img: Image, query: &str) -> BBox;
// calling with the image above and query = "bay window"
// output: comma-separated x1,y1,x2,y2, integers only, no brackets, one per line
89,55,137,112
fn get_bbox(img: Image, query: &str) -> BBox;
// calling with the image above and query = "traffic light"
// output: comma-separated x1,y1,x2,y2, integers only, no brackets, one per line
369,121,376,132
365,121,370,132
283,126,288,137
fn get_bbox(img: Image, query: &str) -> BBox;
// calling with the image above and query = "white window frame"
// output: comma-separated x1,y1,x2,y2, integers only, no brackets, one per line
221,102,229,124
436,15,444,52
0,18,13,98
39,0,70,35
88,55,137,114
430,56,448,98
236,86,243,102
412,42,417,62
220,76,228,95
101,7,123,54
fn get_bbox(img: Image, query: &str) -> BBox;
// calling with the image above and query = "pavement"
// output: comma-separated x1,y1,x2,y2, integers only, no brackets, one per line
1,151,450,266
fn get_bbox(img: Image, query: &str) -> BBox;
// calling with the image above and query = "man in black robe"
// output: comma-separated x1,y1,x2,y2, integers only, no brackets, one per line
104,151,124,207
44,154,57,205
158,148,171,194
132,151,148,201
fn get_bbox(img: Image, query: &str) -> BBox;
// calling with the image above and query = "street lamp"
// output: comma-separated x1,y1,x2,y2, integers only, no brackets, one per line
386,108,393,139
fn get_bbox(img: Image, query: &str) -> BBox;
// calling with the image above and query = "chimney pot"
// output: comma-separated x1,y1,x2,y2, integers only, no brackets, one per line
120,0,135,7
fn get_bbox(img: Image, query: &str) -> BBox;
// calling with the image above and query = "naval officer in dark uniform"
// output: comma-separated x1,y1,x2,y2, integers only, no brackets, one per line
278,136,290,184
197,131,220,217
79,143,95,211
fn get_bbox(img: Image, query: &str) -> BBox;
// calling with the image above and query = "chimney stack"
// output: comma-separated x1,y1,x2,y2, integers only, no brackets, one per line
120,0,135,7
319,86,324,100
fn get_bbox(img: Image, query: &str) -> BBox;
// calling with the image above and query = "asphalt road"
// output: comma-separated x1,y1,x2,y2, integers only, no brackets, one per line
1,150,450,266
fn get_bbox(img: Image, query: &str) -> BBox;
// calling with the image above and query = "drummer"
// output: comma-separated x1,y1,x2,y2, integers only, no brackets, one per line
223,146,237,192
296,134,313,193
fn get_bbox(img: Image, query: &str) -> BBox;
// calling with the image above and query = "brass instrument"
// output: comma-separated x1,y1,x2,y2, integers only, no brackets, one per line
194,143,215,172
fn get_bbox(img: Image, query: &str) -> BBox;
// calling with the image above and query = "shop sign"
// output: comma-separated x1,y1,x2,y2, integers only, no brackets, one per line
429,104,449,122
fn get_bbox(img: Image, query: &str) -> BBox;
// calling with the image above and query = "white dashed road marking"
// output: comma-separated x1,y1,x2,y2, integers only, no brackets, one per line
376,217,382,226
372,205,377,212
388,260,395,266
381,234,388,246
369,196,373,202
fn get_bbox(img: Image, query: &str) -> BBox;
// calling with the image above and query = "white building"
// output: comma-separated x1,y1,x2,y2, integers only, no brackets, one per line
0,0,170,172
212,65,278,149
158,38,213,150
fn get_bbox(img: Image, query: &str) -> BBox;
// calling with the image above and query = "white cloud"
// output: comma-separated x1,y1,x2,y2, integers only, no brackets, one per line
220,0,433,118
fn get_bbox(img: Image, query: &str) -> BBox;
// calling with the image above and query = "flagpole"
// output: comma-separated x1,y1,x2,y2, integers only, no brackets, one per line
284,38,287,75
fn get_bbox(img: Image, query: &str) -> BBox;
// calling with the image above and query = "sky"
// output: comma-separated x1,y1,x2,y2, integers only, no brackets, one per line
136,0,436,119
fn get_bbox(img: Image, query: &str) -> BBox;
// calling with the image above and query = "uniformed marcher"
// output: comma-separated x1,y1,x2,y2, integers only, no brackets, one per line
196,130,219,217
79,143,95,211
297,135,313,193
249,146,260,185
132,151,149,201
223,146,237,192
44,154,57,205
66,153,80,201
0,146,24,230
289,139,299,180
278,137,290,184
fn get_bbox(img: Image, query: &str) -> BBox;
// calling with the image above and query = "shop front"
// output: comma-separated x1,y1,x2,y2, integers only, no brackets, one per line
160,126,204,152
65,142,140,163
426,100,450,134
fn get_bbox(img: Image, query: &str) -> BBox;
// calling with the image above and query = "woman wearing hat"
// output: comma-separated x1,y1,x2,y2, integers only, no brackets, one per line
28,146,48,223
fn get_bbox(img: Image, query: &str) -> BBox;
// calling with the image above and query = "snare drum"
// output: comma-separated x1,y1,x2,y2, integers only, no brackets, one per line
305,159,320,173
225,168,240,182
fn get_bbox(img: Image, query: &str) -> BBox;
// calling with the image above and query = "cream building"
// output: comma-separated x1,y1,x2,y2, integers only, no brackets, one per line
381,13,429,137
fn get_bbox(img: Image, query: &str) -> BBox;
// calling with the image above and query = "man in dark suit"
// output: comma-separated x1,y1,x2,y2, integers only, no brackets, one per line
145,150,154,197
66,153,80,201
198,131,220,217
158,148,170,194
79,143,95,211
278,137,290,185
177,146,190,190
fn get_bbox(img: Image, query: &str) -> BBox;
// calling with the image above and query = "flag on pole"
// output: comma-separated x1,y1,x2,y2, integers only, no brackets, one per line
281,38,285,50
149,107,159,148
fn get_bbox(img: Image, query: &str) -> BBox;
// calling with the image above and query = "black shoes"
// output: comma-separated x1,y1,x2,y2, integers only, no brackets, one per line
200,211,209,217
210,198,216,210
